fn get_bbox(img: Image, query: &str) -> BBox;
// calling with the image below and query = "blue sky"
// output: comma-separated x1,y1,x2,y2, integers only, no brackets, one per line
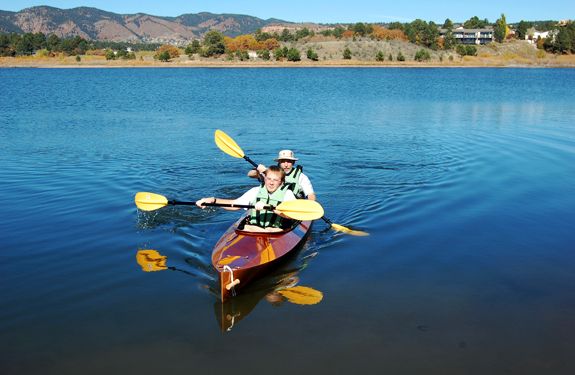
0,1,572,23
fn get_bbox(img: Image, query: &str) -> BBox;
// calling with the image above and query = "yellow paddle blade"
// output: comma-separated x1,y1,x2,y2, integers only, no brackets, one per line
214,129,245,159
330,223,370,237
134,192,169,211
278,286,323,305
276,199,324,221
136,250,168,272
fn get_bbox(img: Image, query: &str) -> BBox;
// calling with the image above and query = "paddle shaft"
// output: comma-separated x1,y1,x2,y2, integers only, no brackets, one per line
169,200,271,210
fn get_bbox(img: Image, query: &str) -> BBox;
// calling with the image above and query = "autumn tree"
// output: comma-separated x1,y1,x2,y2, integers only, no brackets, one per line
154,44,180,60
371,25,408,41
494,14,508,42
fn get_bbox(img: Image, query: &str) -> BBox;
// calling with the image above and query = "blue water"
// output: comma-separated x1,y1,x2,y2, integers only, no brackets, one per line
1,67,574,374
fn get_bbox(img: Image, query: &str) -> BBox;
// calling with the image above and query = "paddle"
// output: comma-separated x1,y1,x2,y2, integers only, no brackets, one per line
214,129,369,236
134,192,324,221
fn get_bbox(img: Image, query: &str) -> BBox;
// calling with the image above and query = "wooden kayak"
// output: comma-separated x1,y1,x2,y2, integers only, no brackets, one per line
211,216,312,302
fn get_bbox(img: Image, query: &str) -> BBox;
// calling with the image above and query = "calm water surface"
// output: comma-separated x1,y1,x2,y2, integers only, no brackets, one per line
1,68,574,374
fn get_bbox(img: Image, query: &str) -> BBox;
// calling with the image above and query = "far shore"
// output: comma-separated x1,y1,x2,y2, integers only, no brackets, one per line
2,54,575,68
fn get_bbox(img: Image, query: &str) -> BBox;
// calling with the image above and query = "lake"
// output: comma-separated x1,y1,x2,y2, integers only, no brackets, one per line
1,67,574,374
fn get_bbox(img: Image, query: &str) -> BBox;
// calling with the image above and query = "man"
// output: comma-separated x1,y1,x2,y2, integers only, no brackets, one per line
196,166,296,232
248,150,316,201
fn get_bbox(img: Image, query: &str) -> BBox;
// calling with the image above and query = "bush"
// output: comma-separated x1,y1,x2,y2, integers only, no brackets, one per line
258,49,271,60
157,50,171,62
343,47,352,59
397,51,405,61
307,48,318,61
414,49,431,61
287,47,301,61
456,44,477,56
75,55,81,62
375,51,385,61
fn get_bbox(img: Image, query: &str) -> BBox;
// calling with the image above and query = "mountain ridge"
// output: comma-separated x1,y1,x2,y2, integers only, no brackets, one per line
0,6,292,43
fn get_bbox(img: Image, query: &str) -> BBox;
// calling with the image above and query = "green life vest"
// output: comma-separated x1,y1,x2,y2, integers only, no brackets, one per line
284,165,304,199
249,183,290,228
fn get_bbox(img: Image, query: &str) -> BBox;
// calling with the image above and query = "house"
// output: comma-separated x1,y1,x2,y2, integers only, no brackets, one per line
525,28,550,44
439,27,494,45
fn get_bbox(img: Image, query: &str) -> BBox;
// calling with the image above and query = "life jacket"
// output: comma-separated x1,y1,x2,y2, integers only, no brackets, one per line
284,165,304,199
249,183,290,228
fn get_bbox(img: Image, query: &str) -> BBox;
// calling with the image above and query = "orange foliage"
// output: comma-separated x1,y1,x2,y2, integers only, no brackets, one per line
261,38,280,50
371,25,408,41
225,35,280,51
342,30,355,39
156,44,180,58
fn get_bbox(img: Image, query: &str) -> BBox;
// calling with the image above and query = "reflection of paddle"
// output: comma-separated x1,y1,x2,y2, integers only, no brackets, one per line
136,249,169,272
134,192,324,221
277,286,323,305
215,129,369,236
136,250,322,304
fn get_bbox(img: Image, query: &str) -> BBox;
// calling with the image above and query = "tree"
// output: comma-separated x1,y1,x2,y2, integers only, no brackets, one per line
397,51,405,61
105,49,116,60
515,21,533,39
286,47,301,61
414,49,431,61
202,30,226,56
443,19,454,29
375,51,385,61
463,16,489,29
343,47,352,59
15,33,35,55
154,44,180,60
158,50,171,62
258,49,271,60
494,14,507,43
306,48,318,61
185,40,201,56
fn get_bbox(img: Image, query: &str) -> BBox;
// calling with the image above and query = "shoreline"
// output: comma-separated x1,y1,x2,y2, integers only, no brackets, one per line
2,56,575,69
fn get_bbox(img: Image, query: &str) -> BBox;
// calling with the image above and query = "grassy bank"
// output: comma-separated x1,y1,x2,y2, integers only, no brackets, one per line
2,40,574,68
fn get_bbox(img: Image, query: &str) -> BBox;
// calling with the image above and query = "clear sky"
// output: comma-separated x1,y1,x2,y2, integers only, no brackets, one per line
0,1,572,24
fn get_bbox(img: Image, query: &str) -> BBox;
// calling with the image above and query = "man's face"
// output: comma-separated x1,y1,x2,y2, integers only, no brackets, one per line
278,159,294,173
264,171,283,193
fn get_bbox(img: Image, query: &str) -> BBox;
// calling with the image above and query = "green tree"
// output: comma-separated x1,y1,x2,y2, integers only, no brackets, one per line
388,53,393,61
185,40,201,56
494,14,507,42
15,33,34,55
375,51,385,61
46,34,60,52
75,55,81,62
202,30,226,57
306,48,318,61
463,16,489,29
414,49,431,61
343,47,352,59
105,49,116,60
287,47,301,61
333,26,345,39
397,51,405,61
158,50,171,62
443,19,454,29
515,20,533,39
258,49,271,60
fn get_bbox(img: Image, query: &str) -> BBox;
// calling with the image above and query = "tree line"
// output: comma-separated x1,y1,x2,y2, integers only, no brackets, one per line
0,32,161,57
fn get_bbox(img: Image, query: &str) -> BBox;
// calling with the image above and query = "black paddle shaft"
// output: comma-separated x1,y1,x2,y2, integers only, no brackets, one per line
169,200,273,210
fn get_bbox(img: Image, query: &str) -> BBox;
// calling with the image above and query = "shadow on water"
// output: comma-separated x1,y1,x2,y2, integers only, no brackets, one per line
135,240,323,332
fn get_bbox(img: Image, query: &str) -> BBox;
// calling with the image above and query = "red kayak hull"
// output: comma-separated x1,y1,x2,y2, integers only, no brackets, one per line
211,217,312,301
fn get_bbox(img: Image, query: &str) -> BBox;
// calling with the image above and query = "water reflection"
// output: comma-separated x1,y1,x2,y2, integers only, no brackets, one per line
135,249,323,332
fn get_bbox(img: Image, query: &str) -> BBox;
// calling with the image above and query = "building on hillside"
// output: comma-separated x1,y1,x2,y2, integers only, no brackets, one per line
525,28,550,44
439,27,494,45
261,23,335,34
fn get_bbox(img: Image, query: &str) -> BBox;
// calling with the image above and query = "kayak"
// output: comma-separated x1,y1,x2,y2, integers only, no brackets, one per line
211,216,312,301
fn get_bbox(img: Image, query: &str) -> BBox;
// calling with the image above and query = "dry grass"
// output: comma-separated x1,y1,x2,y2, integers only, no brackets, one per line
1,40,574,68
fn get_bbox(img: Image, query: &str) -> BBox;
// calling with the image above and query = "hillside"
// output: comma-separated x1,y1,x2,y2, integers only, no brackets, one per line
0,6,290,43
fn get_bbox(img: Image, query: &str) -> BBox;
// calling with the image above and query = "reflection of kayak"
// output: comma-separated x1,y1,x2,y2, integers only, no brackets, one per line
211,216,312,301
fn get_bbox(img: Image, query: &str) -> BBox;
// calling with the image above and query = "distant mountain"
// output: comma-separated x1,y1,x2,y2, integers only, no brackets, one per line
0,6,291,43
